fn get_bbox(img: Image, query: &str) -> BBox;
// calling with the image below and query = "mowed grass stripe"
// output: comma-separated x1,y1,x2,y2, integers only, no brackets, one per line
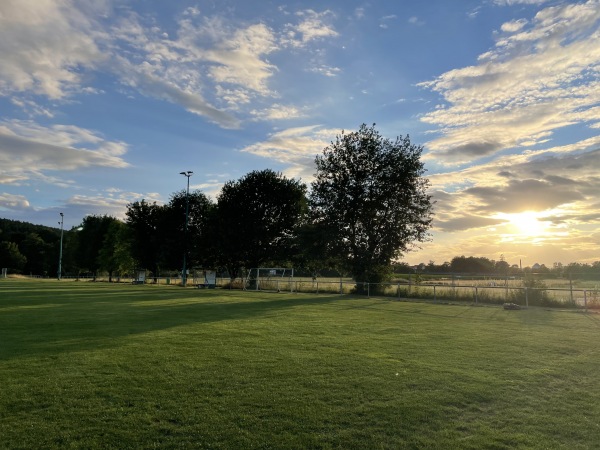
1,279,600,449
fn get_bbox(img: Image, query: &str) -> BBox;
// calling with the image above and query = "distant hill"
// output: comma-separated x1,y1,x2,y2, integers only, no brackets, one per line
0,218,61,244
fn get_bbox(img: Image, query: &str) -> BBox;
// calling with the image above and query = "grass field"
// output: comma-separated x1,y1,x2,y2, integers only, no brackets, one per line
2,279,600,449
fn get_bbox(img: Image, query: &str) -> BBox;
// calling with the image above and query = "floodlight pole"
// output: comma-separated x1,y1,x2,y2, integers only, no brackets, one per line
58,212,64,280
180,171,193,287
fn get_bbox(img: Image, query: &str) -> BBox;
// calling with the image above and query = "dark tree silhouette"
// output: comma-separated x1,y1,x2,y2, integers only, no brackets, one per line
310,124,433,288
211,169,307,280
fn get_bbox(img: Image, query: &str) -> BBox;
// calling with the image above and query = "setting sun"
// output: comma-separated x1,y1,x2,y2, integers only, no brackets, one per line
508,211,549,236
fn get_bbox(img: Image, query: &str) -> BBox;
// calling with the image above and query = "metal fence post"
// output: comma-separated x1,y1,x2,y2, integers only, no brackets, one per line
433,285,436,301
584,290,587,310
475,286,478,304
525,287,528,309
570,273,574,304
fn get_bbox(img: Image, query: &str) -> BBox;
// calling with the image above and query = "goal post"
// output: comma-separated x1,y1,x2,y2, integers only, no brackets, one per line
245,267,294,292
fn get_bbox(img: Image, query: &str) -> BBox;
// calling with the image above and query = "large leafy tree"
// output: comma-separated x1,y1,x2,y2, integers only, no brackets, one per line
293,221,341,278
0,241,27,272
125,192,213,280
20,233,52,276
310,123,433,286
125,200,164,278
449,256,499,274
98,220,135,281
60,226,83,276
76,215,120,280
211,169,307,280
159,190,214,272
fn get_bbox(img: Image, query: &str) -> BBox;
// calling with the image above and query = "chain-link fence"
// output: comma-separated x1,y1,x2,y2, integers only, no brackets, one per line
17,272,599,309
225,275,600,309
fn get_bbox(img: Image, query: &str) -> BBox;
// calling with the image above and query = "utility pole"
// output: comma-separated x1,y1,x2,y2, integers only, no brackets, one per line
58,212,64,280
180,171,193,287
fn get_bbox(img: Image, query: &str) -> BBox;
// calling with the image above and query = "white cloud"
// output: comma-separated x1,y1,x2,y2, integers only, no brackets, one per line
380,12,401,27
66,194,132,219
110,13,282,125
309,65,342,77
494,0,549,5
500,18,528,33
0,193,30,210
241,125,340,181
183,6,201,17
10,98,55,118
205,23,278,94
0,120,129,185
115,56,241,128
0,0,107,99
250,104,306,121
283,10,338,47
420,0,600,164
1,3,341,128
467,7,482,20
58,189,164,222
408,16,425,26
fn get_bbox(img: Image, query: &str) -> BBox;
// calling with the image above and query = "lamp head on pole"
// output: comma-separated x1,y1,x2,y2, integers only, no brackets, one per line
180,171,193,177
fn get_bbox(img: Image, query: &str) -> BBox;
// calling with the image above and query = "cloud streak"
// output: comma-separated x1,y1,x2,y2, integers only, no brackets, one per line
240,125,339,180
0,0,107,99
1,2,340,128
420,0,600,165
0,120,129,184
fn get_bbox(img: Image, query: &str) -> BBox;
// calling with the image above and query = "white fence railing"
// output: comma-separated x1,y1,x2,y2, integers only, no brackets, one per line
17,274,600,309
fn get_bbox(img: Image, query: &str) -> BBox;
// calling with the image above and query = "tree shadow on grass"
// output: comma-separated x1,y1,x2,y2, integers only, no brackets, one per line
0,286,343,361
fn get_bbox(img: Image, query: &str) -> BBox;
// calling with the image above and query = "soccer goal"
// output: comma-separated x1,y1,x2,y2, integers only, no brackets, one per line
245,267,294,292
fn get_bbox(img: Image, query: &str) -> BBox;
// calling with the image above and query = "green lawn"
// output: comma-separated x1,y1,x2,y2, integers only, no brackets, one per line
1,279,600,449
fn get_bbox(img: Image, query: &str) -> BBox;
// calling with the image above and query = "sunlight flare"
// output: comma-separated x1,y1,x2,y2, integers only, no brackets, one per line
506,211,549,237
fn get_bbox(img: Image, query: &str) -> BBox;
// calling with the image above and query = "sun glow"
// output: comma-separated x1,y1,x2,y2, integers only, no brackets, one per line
503,211,550,237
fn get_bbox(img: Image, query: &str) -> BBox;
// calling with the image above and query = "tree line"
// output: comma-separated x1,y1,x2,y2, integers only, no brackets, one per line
402,257,600,279
2,125,433,289
2,124,597,285
2,216,599,282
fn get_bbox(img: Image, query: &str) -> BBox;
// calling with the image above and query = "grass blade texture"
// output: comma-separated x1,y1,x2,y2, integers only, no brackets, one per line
1,279,600,448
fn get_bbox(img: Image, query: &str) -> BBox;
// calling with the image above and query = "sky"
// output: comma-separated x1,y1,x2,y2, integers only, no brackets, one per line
1,0,599,267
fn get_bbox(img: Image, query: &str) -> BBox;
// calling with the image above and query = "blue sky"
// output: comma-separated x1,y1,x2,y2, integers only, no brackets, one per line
1,0,599,266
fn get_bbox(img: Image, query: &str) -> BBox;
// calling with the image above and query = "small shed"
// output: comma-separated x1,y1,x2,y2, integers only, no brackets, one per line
133,269,146,284
197,270,217,289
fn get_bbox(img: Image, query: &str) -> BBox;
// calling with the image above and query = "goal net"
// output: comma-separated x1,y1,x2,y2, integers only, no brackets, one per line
245,267,294,292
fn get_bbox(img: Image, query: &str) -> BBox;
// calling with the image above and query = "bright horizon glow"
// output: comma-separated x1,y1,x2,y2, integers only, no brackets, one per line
503,211,550,238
